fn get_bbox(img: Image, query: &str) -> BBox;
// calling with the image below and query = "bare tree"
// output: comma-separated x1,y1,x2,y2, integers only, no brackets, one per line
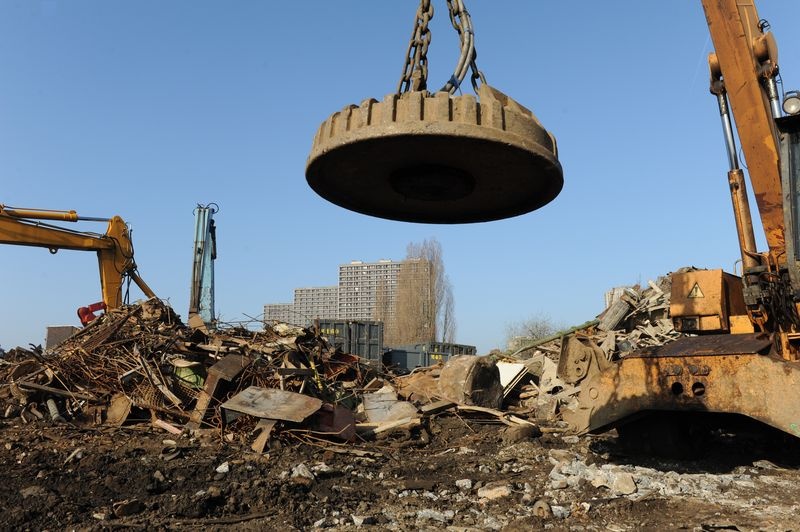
392,238,456,344
439,276,456,343
505,313,564,350
393,257,434,344
374,277,396,343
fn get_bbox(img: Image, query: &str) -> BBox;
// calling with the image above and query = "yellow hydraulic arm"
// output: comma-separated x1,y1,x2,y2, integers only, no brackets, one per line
696,0,800,337
0,204,156,309
702,0,784,259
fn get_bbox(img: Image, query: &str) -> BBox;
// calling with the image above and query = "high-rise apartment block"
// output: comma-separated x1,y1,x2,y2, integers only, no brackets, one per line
338,259,400,321
263,302,298,325
263,286,338,327
263,259,431,338
294,286,339,323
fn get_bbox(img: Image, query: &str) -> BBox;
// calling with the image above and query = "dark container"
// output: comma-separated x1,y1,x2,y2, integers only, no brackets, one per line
46,325,80,349
316,319,384,361
384,341,477,371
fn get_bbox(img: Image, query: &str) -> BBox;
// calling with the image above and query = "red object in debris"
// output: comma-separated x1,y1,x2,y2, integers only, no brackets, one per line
309,403,356,442
77,301,107,326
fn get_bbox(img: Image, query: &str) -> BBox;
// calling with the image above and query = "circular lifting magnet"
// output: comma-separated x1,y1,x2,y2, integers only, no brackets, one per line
306,85,563,224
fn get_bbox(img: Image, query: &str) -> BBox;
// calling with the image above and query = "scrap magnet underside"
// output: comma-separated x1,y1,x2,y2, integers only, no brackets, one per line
306,86,564,224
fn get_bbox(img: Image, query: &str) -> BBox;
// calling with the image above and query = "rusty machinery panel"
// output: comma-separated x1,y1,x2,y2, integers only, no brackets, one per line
670,269,747,333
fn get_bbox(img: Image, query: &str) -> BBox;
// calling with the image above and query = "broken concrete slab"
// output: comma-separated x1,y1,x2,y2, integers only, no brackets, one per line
362,389,419,423
590,470,639,495
477,482,513,500
438,355,503,408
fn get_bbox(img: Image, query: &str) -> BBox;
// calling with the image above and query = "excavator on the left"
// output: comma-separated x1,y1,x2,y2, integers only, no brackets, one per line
0,204,156,325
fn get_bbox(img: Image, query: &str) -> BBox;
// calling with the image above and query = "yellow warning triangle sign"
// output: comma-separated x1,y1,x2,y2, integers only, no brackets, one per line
687,282,705,298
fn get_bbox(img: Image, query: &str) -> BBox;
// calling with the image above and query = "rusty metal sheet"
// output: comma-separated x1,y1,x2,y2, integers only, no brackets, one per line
221,386,322,423
309,404,356,442
628,334,772,358
208,354,252,380
106,394,132,426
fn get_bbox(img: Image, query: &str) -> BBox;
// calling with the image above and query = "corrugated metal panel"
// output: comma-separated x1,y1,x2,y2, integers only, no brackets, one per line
317,319,384,361
385,341,477,371
389,341,477,357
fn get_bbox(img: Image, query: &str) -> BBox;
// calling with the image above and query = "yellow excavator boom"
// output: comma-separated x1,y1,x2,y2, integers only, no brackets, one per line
0,205,155,309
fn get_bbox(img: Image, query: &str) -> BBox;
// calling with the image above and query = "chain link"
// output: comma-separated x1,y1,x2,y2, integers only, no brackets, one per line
397,0,486,95
441,0,485,93
397,0,434,94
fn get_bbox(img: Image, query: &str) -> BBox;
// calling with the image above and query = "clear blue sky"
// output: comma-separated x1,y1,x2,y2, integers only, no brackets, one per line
2,1,799,353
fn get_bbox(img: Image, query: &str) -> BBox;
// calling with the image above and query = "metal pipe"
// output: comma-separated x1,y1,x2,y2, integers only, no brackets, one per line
765,76,783,118
728,168,760,271
716,92,740,171
46,399,65,423
76,216,111,222
1,206,110,223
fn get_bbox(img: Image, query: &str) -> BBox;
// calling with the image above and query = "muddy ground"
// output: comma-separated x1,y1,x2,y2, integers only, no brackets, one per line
1,414,799,531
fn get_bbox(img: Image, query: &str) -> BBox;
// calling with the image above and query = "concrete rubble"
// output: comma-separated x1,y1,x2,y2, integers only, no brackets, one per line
501,269,695,422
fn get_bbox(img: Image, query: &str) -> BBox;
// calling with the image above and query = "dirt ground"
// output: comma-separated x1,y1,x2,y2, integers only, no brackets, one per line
2,414,799,531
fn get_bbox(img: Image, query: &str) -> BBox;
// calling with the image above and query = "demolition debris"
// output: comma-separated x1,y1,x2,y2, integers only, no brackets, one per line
0,298,530,452
2,271,800,530
0,268,702,448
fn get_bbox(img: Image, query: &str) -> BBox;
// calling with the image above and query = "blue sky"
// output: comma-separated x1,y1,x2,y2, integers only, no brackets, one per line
2,1,799,353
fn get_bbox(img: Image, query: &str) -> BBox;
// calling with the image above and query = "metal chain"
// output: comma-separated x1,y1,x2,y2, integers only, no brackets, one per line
397,0,434,94
397,0,487,95
441,0,486,94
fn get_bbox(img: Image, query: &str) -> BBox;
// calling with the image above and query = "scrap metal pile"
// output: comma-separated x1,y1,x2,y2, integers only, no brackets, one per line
0,269,699,447
0,299,538,451
0,300,372,444
516,270,687,363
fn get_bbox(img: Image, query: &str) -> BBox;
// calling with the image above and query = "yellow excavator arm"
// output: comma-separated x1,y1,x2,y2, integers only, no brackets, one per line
0,205,156,309
691,0,800,337
702,0,784,258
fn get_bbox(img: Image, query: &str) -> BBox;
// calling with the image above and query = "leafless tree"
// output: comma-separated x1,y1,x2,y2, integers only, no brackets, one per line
390,257,430,344
374,276,398,344
505,313,564,349
392,238,456,344
438,277,456,343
